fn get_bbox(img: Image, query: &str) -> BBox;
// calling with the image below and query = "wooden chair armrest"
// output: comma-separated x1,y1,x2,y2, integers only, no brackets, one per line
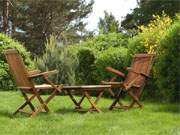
28,70,58,78
140,72,150,78
124,75,140,90
106,67,125,78
126,67,150,78
101,81,123,87
28,70,41,76
18,87,32,90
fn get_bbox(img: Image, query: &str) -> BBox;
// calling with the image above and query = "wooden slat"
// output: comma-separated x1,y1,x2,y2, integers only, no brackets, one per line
5,49,34,88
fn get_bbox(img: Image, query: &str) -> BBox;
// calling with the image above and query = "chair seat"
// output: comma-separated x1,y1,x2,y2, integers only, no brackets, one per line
35,84,54,89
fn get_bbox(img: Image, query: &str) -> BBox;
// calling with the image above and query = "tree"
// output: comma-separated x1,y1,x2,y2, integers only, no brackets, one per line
0,0,15,35
0,0,94,55
98,11,120,34
121,0,180,30
2,0,9,34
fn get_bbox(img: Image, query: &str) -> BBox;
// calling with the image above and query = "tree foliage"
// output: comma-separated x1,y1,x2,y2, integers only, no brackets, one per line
0,0,94,55
121,0,180,30
98,11,120,34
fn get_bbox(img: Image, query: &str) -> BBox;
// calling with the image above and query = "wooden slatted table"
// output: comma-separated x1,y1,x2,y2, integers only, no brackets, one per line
62,85,112,112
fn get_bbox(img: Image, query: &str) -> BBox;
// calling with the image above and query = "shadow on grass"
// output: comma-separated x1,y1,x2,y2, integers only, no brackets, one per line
0,110,29,119
0,111,13,118
55,107,126,114
148,102,180,114
0,110,49,118
55,107,77,114
155,106,180,113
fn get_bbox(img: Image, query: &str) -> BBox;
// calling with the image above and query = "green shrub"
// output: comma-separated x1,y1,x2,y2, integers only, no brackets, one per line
0,33,33,90
72,32,128,55
155,17,180,102
128,35,146,56
75,48,97,84
95,47,129,83
35,33,129,86
67,33,129,84
35,35,78,85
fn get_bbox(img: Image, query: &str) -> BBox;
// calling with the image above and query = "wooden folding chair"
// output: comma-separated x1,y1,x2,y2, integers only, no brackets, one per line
102,54,155,110
5,49,63,117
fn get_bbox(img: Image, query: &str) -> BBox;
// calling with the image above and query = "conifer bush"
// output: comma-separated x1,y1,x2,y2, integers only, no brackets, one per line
35,35,78,85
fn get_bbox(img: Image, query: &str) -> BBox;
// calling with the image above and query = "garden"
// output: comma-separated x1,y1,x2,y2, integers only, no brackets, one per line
0,0,179,135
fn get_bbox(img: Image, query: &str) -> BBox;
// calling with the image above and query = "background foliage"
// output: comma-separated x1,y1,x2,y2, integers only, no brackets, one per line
121,0,180,30
35,35,78,85
98,11,120,34
95,47,128,83
154,16,180,102
0,0,94,55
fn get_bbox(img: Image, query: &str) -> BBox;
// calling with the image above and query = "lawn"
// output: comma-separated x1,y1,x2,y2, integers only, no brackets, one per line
0,91,179,135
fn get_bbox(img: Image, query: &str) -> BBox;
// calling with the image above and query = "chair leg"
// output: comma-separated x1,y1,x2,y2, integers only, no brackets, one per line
22,92,36,111
15,85,63,117
14,92,36,115
30,93,56,117
127,100,136,109
128,91,143,108
108,88,115,97
30,87,59,117
35,93,50,112
108,88,124,107
45,84,63,105
109,90,122,110
31,88,63,117
31,107,43,117
45,88,61,104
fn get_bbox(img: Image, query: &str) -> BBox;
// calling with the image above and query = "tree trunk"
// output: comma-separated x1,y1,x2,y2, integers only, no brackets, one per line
11,0,16,37
3,0,9,34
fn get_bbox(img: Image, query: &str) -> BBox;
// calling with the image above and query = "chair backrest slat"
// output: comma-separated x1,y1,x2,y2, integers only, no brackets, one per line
5,49,34,87
124,54,155,87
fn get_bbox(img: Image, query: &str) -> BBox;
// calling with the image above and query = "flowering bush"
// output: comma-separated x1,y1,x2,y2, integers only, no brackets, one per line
138,13,172,53
128,13,173,55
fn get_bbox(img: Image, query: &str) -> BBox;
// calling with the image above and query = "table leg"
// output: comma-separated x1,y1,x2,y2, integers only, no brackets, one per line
84,91,101,113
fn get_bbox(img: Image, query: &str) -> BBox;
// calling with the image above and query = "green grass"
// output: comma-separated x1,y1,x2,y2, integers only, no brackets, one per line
0,91,179,135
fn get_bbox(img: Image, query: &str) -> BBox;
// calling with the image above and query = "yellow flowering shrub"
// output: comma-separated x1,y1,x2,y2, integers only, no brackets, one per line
138,13,172,53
